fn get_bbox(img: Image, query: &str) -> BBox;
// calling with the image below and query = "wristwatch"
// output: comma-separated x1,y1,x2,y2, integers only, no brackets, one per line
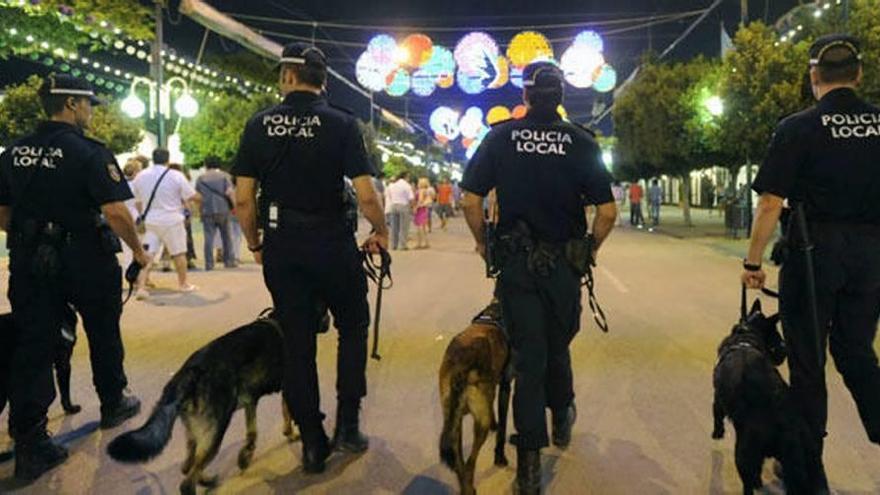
248,244,263,253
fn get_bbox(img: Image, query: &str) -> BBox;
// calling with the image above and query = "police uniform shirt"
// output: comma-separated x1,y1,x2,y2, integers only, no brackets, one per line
231,91,374,215
753,88,880,224
461,114,614,242
0,121,132,230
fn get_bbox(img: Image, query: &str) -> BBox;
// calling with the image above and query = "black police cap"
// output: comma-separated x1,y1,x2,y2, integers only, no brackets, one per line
39,73,103,105
809,34,862,67
522,61,564,90
277,42,327,69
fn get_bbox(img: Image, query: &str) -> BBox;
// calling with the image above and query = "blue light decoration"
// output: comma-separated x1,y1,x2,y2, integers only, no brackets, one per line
366,34,398,67
466,126,490,160
385,68,411,96
430,106,462,143
454,32,500,95
356,50,390,92
509,66,524,89
573,30,604,53
422,45,456,89
411,68,437,96
459,107,485,139
593,64,618,93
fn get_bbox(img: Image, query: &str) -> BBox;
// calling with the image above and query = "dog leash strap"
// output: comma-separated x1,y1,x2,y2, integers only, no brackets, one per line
585,269,609,333
740,283,747,323
362,247,392,361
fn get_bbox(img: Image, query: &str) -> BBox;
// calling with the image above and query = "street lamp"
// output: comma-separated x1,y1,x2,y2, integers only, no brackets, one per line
705,95,724,117
121,75,199,120
602,150,613,169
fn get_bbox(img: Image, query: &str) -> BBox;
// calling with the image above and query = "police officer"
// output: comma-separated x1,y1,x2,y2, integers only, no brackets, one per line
232,42,388,473
460,62,617,494
743,35,880,492
0,74,150,481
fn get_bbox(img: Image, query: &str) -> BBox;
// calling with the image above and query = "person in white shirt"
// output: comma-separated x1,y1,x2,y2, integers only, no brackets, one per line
386,171,415,250
120,157,144,269
131,149,201,297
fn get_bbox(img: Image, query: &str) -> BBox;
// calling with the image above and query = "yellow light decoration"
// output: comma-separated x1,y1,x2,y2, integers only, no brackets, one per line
437,73,455,89
400,34,434,68
486,106,511,125
507,31,554,69
557,105,568,120
489,56,510,89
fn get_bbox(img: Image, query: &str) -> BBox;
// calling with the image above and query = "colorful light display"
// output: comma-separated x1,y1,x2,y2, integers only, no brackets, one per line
506,31,554,69
385,68,411,96
560,30,606,89
593,64,618,93
430,106,461,142
399,34,434,68
486,106,512,125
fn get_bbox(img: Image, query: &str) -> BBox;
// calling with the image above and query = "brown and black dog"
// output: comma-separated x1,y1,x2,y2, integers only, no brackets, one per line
439,300,512,495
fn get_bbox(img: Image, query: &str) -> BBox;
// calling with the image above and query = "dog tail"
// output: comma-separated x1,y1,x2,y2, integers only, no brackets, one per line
107,367,193,463
440,367,468,470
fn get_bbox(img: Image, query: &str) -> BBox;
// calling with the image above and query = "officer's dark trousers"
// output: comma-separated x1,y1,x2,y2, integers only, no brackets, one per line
262,224,369,438
497,252,581,449
780,225,880,457
7,240,127,443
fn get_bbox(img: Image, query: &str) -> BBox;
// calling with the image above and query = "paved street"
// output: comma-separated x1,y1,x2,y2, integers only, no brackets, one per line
1,218,879,494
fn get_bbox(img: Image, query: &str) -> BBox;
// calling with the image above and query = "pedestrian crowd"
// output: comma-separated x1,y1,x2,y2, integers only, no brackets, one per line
384,171,461,251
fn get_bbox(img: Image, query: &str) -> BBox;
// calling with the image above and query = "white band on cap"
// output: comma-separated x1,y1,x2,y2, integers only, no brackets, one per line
280,56,306,65
49,88,95,97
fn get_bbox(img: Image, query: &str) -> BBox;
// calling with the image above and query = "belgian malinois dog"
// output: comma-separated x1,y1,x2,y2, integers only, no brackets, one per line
712,299,820,494
106,310,324,495
439,300,512,495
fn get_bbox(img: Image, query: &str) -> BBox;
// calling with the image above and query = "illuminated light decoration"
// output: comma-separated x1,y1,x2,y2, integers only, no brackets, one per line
174,93,199,118
510,65,524,89
557,105,568,120
399,33,433,68
430,106,461,141
486,106,511,125
355,51,391,92
560,44,604,89
506,31,554,69
593,64,617,93
121,93,145,118
366,34,398,67
421,45,456,88
385,68,411,96
512,104,527,119
465,126,490,160
459,107,485,139
411,69,437,96
457,68,490,95
462,137,474,149
488,56,509,89
573,30,604,53
454,32,499,94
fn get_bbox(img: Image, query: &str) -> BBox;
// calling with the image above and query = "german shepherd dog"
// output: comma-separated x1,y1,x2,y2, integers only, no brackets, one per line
712,299,820,494
0,306,82,419
439,300,512,495
106,310,324,495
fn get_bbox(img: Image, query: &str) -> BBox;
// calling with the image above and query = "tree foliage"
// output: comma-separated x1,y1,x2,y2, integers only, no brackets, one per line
177,92,278,168
0,74,142,153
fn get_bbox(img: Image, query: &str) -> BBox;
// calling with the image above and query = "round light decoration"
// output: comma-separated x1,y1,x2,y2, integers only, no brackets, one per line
356,50,391,92
593,64,617,93
510,66,524,89
512,105,528,119
121,93,145,119
560,45,604,89
454,32,500,95
486,106,511,125
411,69,437,97
385,68,411,96
422,45,456,89
366,34,398,66
507,31,554,69
400,34,433,68
459,107,485,139
489,56,510,89
574,30,604,53
430,106,461,141
174,92,199,118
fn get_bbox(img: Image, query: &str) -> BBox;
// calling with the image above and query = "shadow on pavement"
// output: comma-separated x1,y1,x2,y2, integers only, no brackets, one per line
140,292,231,308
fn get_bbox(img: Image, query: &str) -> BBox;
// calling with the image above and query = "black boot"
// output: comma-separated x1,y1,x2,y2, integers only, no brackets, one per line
14,433,68,482
332,405,369,453
100,393,141,429
551,403,577,448
516,447,541,495
301,426,331,474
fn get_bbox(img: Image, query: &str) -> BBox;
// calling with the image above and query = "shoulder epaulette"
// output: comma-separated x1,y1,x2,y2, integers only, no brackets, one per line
327,102,354,115
81,134,107,147
576,122,597,137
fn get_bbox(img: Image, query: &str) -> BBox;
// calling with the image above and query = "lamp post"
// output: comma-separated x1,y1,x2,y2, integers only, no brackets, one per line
121,76,199,122
152,0,165,147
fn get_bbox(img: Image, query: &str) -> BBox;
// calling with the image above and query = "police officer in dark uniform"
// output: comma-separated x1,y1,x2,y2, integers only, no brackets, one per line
461,62,617,494
743,35,880,492
0,74,149,481
232,43,388,474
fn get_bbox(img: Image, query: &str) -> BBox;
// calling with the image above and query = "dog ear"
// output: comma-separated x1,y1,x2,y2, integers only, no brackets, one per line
750,299,762,315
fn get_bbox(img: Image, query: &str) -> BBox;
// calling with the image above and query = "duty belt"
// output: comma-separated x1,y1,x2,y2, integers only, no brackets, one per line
279,208,345,227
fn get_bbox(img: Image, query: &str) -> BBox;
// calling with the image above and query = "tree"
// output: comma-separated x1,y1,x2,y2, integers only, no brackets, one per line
613,56,719,225
177,93,277,168
0,74,142,153
719,23,811,169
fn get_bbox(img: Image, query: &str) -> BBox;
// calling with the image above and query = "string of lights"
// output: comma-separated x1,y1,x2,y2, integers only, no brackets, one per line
776,0,844,45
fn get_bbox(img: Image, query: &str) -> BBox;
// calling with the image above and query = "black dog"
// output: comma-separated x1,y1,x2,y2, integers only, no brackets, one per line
106,310,328,495
712,299,819,494
0,307,81,419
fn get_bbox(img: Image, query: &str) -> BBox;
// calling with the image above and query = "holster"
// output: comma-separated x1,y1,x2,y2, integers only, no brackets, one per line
497,221,562,278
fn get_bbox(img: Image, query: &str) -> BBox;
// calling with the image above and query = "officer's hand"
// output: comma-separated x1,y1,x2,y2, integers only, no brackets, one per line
741,269,766,290
253,249,263,265
134,251,152,269
363,232,389,254
475,242,487,260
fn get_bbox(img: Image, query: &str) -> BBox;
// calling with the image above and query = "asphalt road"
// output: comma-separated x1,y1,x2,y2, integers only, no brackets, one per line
1,218,879,494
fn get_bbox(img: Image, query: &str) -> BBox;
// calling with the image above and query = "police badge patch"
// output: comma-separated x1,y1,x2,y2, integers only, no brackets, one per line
107,164,121,182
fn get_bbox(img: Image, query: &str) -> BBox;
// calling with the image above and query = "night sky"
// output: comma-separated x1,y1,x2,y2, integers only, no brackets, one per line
5,0,803,138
